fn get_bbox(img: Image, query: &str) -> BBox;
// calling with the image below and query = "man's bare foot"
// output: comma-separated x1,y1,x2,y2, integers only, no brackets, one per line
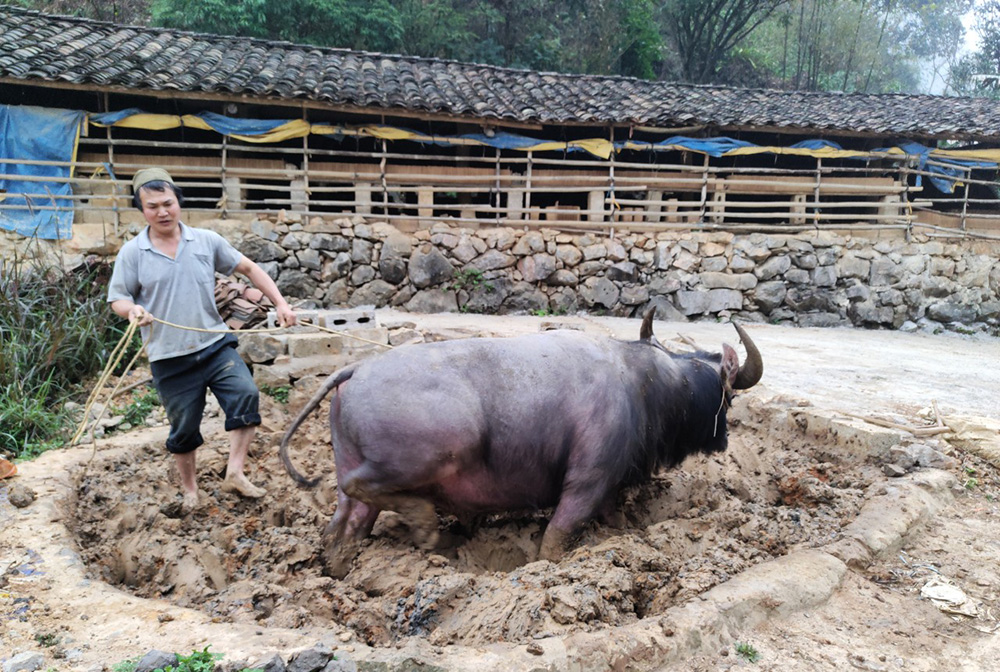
180,490,199,515
221,473,266,499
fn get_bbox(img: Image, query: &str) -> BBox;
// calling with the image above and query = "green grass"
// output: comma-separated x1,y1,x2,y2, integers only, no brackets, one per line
0,249,139,458
261,385,291,404
735,641,761,663
112,388,161,428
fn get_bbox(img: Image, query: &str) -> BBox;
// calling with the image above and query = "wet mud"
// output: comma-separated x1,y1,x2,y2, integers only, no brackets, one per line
66,392,882,650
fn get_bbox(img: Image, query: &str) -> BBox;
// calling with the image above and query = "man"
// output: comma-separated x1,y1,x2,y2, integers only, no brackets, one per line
108,168,297,513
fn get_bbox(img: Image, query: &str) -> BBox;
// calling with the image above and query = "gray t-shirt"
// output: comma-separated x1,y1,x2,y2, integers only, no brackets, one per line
107,222,243,362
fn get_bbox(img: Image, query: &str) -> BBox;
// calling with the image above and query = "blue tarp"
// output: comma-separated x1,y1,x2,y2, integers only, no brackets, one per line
0,105,84,239
872,141,998,194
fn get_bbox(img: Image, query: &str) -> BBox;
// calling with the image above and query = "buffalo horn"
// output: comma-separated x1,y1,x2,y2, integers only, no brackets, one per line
731,323,763,390
639,308,655,341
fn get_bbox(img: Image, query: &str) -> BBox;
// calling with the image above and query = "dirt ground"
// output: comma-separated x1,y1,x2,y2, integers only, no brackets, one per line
2,312,999,671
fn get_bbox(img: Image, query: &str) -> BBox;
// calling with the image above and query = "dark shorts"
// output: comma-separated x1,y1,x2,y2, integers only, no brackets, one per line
150,334,260,454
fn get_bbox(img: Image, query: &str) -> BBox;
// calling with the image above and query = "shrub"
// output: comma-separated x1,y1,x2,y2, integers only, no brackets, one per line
0,250,139,458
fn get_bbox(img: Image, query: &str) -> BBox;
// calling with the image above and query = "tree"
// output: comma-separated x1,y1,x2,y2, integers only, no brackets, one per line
949,0,1000,96
738,0,971,93
13,0,150,24
150,0,404,52
659,0,791,83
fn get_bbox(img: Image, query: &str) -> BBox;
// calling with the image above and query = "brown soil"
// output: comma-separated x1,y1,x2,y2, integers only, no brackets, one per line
2,313,999,671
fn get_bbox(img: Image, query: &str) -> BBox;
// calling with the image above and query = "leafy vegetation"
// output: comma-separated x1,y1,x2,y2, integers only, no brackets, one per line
261,384,291,404
14,0,975,92
0,252,138,459
735,641,762,663
450,268,493,293
113,388,161,427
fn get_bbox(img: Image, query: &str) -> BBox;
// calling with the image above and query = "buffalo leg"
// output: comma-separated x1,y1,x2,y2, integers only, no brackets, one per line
341,467,440,550
321,491,380,578
540,481,610,561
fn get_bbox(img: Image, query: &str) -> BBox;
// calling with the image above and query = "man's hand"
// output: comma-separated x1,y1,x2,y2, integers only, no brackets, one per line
276,304,297,328
128,305,154,327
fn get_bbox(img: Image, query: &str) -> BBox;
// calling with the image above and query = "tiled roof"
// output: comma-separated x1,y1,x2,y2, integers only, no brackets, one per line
2,4,999,140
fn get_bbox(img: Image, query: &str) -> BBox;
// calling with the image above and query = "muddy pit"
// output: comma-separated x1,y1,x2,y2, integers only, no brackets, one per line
64,391,885,651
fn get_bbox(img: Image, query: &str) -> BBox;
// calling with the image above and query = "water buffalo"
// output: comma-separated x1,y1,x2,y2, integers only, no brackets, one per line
280,311,762,576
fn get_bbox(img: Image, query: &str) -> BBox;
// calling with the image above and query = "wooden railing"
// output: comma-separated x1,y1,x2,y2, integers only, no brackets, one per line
3,135,999,241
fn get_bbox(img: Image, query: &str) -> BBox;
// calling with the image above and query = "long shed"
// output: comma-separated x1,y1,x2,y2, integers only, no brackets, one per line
2,4,1000,241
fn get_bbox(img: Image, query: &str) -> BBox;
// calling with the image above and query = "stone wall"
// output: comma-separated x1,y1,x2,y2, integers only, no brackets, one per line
5,212,999,335
213,213,1000,335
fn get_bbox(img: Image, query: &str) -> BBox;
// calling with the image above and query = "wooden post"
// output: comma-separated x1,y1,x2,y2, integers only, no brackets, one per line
525,151,534,220
418,189,434,223
105,92,120,236
812,158,822,228
221,135,229,218
380,139,388,218
960,166,971,232
302,108,311,214
608,125,617,234
698,154,710,225
494,147,501,225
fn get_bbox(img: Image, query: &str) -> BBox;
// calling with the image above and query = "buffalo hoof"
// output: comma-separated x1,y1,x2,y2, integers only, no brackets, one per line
322,541,361,579
538,526,570,563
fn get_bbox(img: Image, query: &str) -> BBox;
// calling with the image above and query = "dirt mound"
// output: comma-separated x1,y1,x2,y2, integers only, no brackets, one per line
65,393,882,650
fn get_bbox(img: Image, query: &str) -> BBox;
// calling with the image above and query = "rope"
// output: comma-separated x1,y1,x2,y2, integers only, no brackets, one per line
70,312,393,450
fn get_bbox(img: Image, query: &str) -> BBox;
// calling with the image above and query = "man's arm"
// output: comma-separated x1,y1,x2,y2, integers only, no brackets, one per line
233,255,298,327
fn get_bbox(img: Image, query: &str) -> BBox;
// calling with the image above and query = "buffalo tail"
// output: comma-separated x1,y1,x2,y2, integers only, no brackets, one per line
279,362,358,487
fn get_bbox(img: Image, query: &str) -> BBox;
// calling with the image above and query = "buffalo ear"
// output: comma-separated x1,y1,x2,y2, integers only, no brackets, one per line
720,343,740,388
639,308,655,342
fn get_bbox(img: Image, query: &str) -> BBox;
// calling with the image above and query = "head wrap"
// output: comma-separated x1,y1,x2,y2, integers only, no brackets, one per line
132,167,175,193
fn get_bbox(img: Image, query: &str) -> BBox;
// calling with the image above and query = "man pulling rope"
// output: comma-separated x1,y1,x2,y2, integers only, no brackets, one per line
107,168,298,515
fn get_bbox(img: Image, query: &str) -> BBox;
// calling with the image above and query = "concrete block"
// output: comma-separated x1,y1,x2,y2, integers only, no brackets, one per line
286,333,345,359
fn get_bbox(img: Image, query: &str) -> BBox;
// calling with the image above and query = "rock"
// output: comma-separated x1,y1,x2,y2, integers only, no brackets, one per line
797,312,845,328
7,484,37,508
606,261,639,283
308,233,350,252
753,281,786,313
648,274,681,296
578,277,620,309
755,255,791,281
347,280,397,308
547,269,578,287
408,245,455,288
288,644,335,672
239,237,288,262
502,282,550,314
549,289,579,314
253,654,286,672
707,288,743,312
555,244,584,267
700,272,757,290
926,302,977,323
643,295,687,322
463,278,510,314
465,249,516,273
882,464,908,478
276,270,319,299
811,265,838,287
348,265,376,286
517,254,557,283
676,289,711,316
134,650,178,672
320,654,358,672
350,238,374,264
619,285,650,305
511,231,545,255
2,652,45,672
405,289,459,313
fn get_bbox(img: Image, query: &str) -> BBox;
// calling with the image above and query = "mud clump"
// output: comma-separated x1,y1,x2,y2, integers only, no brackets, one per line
68,396,881,648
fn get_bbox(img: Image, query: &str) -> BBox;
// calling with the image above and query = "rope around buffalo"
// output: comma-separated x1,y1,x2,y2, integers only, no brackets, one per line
71,314,393,452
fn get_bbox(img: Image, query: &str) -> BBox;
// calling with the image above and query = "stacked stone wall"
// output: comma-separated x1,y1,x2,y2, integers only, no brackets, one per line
5,214,999,335
215,213,1000,335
